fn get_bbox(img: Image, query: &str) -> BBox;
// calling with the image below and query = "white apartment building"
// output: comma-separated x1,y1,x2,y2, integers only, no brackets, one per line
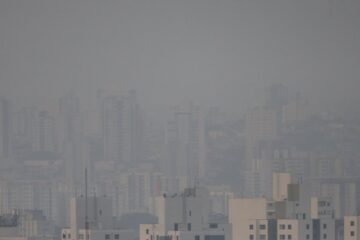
229,173,342,240
277,219,312,240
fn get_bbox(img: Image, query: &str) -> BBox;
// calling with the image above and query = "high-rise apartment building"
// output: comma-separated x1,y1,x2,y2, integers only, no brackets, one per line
0,98,12,166
35,110,57,153
59,92,87,188
164,104,207,184
101,90,144,164
121,90,144,163
102,95,122,163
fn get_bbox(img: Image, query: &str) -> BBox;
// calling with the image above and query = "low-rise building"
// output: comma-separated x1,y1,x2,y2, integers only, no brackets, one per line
344,216,360,240
61,196,135,240
139,187,231,240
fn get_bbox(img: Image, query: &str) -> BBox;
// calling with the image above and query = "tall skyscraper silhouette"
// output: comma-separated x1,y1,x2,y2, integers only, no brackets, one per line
102,95,122,163
59,92,86,189
164,104,206,185
0,98,12,166
101,90,144,164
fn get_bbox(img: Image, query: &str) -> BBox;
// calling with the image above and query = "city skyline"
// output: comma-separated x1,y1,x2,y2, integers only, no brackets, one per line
1,0,360,240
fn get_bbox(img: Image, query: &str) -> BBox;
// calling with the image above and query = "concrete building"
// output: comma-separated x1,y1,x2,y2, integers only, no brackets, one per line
230,173,342,240
277,219,312,240
120,170,152,214
0,179,58,223
0,210,57,240
208,186,234,216
101,90,144,165
244,106,278,167
0,213,26,240
164,104,207,184
344,216,360,240
243,159,273,198
35,111,57,153
273,173,291,202
61,228,134,240
140,187,231,240
121,90,144,164
61,195,135,240
59,92,88,189
102,96,122,164
0,98,12,166
229,198,277,240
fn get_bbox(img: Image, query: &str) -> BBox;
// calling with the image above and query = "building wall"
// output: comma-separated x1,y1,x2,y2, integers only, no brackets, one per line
273,173,291,202
344,216,360,240
277,219,300,240
229,198,271,240
157,188,210,235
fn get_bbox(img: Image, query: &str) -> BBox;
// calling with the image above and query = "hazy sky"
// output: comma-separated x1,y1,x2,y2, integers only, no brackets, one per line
0,0,359,117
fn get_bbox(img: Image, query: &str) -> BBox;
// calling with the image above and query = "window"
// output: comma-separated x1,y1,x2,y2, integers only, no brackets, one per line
303,214,306,219
174,223,178,231
323,223,327,229
288,235,292,240
351,231,355,237
259,234,266,240
280,235,285,240
189,211,192,216
146,229,149,234
115,234,120,240
79,234,84,240
187,223,192,231
204,236,225,240
105,234,111,240
249,224,254,230
306,234,310,239
62,233,66,239
306,224,310,230
195,235,200,240
249,235,254,240
209,223,218,229
351,221,355,226
323,234,327,239
68,234,71,239
259,224,266,230
280,224,285,230
287,224,292,230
